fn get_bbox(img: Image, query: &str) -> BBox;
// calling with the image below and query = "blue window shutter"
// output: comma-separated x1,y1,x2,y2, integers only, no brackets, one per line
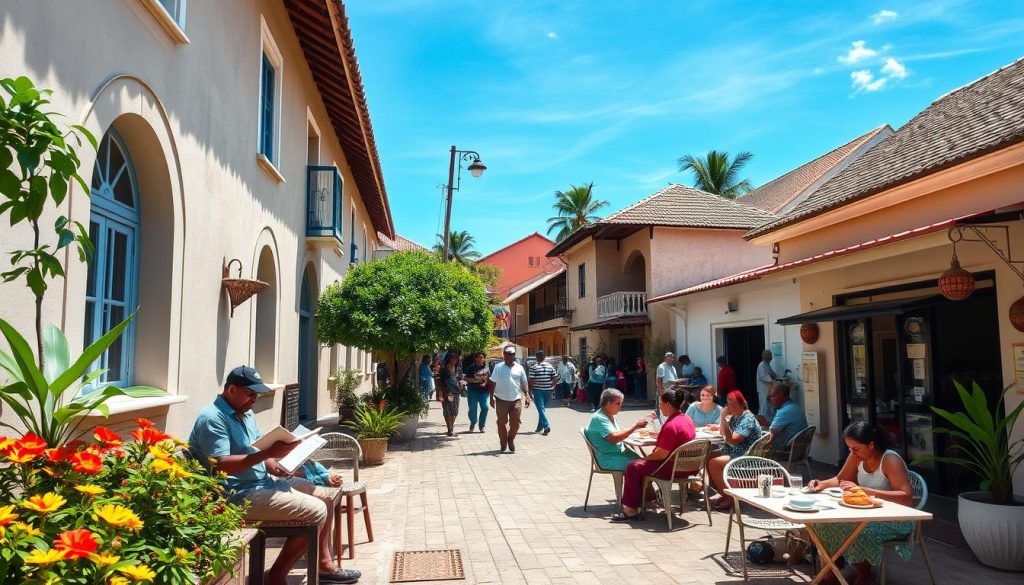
334,170,343,240
260,53,275,160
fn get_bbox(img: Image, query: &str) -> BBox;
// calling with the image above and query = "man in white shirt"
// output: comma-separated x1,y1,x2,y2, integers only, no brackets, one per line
656,352,678,395
488,346,531,453
556,355,577,403
756,350,778,420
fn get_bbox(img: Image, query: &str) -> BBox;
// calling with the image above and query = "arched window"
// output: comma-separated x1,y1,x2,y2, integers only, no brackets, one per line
84,129,139,387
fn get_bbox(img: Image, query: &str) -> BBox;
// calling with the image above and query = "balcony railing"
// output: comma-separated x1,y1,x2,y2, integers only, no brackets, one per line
306,165,342,243
596,291,648,319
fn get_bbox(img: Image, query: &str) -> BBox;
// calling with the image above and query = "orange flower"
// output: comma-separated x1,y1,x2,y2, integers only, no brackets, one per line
17,433,48,454
6,445,40,464
135,418,155,428
93,426,123,448
0,505,18,527
130,427,169,446
71,450,104,474
54,529,100,559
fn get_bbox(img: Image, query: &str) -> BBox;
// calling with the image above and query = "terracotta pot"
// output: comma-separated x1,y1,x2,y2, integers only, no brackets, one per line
799,323,820,344
358,437,389,465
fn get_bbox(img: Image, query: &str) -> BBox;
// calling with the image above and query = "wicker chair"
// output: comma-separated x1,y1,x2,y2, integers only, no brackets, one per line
640,438,713,530
580,428,624,512
773,425,815,478
317,432,374,560
722,456,805,581
745,431,774,457
880,470,936,585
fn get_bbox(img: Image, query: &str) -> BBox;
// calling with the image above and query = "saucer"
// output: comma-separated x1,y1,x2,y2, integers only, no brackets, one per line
783,504,819,513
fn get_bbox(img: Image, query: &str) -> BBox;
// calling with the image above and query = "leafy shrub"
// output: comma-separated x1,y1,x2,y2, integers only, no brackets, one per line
348,402,404,439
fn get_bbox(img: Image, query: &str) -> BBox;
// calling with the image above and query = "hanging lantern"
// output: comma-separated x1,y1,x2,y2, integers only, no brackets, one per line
938,238,974,301
1010,296,1024,333
799,323,820,344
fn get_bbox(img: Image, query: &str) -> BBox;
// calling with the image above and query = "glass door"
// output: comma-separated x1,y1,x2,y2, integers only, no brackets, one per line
842,319,872,427
899,309,935,476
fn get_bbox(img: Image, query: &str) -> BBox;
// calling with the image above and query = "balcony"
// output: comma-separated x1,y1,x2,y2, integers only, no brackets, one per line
597,291,648,319
306,165,342,248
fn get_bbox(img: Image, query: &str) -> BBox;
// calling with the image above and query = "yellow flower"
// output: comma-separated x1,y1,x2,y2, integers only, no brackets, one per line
11,522,42,537
24,547,67,565
89,552,121,566
109,578,130,585
0,504,18,526
119,564,156,581
174,547,188,562
149,458,173,472
21,493,67,514
75,484,105,496
93,504,144,531
148,445,172,461
150,458,190,479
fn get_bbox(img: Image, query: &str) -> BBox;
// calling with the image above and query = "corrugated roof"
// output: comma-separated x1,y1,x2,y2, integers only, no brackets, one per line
748,57,1024,239
738,125,892,214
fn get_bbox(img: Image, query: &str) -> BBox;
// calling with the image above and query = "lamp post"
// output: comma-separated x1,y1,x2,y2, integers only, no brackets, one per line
442,145,487,261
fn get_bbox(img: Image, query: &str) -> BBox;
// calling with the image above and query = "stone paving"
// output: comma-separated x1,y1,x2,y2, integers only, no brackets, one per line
267,401,1019,584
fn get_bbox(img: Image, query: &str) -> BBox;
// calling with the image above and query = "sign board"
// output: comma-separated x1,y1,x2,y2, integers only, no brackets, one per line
771,341,783,360
281,384,301,431
1014,344,1024,394
800,352,825,433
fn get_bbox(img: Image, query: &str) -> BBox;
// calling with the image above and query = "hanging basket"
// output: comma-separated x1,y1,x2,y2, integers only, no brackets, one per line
799,323,820,344
222,258,269,317
1010,296,1024,333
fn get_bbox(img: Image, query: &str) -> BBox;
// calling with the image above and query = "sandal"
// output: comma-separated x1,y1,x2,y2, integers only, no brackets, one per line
610,512,641,523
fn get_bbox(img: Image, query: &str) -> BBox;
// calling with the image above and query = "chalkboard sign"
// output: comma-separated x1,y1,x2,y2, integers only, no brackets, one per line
281,383,301,431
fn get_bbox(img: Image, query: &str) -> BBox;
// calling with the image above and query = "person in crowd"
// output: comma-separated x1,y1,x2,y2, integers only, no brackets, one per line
685,385,723,428
706,390,763,510
615,367,627,392
576,364,589,403
715,356,738,406
611,388,697,522
756,350,779,418
463,351,490,433
488,345,531,453
528,350,558,435
759,383,808,456
634,355,647,398
585,389,647,472
678,354,696,380
808,423,915,585
656,352,678,395
688,366,708,386
439,354,462,436
587,356,607,413
431,356,443,401
375,361,390,389
190,366,359,585
556,355,577,403
604,358,618,389
418,354,434,409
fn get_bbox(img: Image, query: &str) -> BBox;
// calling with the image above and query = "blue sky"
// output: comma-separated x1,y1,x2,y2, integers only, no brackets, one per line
346,1,1024,256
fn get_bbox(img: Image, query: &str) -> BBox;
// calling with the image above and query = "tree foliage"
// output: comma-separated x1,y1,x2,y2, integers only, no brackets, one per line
546,182,609,242
432,229,482,266
316,251,492,381
677,150,754,199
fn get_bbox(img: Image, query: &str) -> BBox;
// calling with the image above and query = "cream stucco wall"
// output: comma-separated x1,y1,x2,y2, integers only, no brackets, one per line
0,1,383,438
649,227,773,297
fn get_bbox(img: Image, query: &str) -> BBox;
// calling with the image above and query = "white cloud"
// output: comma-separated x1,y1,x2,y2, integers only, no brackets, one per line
547,31,558,39
871,10,899,25
851,69,887,92
838,41,878,64
881,57,908,79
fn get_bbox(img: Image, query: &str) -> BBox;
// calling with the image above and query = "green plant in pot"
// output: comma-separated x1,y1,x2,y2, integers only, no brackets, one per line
334,368,361,422
912,380,1024,571
348,401,403,465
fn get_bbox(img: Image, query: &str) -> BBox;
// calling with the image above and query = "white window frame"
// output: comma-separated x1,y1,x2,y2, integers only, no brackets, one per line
257,16,285,182
138,0,189,44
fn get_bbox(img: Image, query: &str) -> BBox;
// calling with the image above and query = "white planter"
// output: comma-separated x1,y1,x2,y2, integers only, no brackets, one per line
393,413,419,442
958,492,1024,571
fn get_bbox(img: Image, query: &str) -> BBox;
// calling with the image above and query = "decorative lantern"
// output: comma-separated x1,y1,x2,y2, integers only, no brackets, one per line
1010,296,1024,333
799,323,820,344
938,237,974,301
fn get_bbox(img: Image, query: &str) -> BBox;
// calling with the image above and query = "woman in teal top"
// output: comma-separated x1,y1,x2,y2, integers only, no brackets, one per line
684,385,722,427
586,389,647,471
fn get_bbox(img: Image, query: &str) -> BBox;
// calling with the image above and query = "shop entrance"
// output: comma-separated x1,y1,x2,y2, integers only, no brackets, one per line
722,325,766,414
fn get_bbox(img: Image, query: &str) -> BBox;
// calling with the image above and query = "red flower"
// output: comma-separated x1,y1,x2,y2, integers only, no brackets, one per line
135,418,155,428
45,446,77,463
0,437,14,456
93,426,122,449
130,427,170,445
378,400,388,410
16,433,47,456
54,529,99,559
70,450,104,474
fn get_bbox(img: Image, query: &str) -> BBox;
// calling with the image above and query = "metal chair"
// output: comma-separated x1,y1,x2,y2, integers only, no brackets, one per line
580,427,624,511
773,425,815,478
745,431,774,457
317,432,374,560
722,456,805,581
880,470,936,585
640,438,713,530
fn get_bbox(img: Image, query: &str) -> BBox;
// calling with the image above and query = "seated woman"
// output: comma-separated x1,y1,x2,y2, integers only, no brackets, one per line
585,389,647,472
611,388,696,522
706,390,762,510
685,385,722,427
807,422,914,585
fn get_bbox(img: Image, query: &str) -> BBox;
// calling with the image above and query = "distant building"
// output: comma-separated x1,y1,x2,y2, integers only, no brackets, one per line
478,232,565,300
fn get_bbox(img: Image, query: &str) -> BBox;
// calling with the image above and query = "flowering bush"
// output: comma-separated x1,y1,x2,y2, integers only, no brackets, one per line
0,418,246,584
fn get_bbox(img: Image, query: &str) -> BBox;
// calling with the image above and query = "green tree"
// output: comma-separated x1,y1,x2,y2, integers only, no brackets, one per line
433,229,482,266
316,250,492,384
677,150,754,198
546,182,609,242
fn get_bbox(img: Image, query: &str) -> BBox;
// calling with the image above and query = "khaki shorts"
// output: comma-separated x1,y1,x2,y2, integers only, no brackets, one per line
494,397,522,426
244,477,329,525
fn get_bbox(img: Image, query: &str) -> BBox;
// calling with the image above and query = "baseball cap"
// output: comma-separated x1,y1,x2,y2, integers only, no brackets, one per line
225,365,272,393
503,346,517,355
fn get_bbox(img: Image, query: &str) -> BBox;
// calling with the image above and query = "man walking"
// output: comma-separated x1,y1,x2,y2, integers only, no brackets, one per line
656,352,678,395
556,355,577,403
528,350,558,435
190,366,359,584
463,351,490,433
488,346,530,452
587,356,607,412
756,349,778,418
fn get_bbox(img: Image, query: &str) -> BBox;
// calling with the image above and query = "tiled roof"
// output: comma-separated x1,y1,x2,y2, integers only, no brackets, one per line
748,57,1024,239
377,232,427,252
501,268,566,305
738,125,892,214
602,184,776,228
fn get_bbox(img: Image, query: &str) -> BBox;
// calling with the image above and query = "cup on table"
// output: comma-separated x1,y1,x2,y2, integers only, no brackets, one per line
789,475,804,494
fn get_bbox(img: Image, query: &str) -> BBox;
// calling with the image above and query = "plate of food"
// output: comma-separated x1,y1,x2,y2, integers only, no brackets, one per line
838,500,883,509
840,487,882,508
706,424,720,431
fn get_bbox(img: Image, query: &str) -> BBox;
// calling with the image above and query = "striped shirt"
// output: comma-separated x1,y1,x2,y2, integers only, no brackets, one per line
528,361,558,391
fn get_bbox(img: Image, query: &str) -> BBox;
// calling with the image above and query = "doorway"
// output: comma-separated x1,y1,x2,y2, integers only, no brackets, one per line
722,325,766,414
619,337,643,396
298,267,318,422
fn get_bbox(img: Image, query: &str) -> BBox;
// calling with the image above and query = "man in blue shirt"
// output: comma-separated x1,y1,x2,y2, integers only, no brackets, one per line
760,383,808,457
190,366,360,585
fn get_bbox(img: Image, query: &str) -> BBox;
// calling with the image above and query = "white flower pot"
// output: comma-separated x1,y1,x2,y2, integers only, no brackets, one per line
958,492,1024,571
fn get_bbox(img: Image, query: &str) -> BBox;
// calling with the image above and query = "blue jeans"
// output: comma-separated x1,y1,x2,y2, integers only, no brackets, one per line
466,388,489,428
533,389,552,430
556,382,572,400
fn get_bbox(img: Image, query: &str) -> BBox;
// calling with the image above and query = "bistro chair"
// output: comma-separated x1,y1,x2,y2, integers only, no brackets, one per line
880,471,936,585
580,428,624,512
745,431,774,457
317,432,374,561
773,425,815,478
640,438,713,530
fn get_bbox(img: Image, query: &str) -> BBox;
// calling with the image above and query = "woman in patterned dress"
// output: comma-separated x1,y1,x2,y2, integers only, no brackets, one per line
807,422,914,585
706,390,763,510
439,354,462,436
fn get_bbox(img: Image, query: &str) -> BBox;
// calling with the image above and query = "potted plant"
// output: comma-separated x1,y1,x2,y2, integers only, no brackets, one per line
348,401,404,465
334,368,361,422
912,380,1024,571
385,382,428,442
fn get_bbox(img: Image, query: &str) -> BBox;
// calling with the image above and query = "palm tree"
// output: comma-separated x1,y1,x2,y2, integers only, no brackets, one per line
546,182,610,242
677,150,754,199
433,230,482,266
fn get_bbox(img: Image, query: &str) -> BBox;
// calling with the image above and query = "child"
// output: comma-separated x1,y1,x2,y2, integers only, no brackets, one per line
298,459,343,487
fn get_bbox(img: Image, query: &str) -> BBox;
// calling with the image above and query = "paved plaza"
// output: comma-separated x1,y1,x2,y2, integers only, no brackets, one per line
269,401,1018,584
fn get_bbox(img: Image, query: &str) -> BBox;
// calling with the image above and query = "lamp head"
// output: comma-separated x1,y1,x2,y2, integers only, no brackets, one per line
467,158,487,178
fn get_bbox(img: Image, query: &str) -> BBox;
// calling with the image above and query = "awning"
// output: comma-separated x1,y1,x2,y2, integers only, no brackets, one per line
501,268,566,304
570,315,651,331
776,295,940,325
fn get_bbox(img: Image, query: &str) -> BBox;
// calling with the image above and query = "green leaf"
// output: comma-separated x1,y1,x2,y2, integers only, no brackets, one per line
0,169,20,200
48,172,67,205
0,349,26,383
42,325,70,384
0,145,12,171
38,252,64,278
71,124,98,151
26,175,46,218
25,265,46,298
0,266,29,282
50,311,137,396
0,318,47,394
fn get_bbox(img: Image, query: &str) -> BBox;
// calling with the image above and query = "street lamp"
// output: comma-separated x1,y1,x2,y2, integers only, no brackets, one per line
442,145,487,261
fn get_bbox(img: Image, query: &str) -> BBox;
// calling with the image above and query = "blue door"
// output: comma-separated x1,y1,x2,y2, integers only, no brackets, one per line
298,270,318,421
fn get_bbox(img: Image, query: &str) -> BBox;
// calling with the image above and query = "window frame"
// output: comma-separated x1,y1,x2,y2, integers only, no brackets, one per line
257,16,284,177
578,263,586,298
137,0,189,44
